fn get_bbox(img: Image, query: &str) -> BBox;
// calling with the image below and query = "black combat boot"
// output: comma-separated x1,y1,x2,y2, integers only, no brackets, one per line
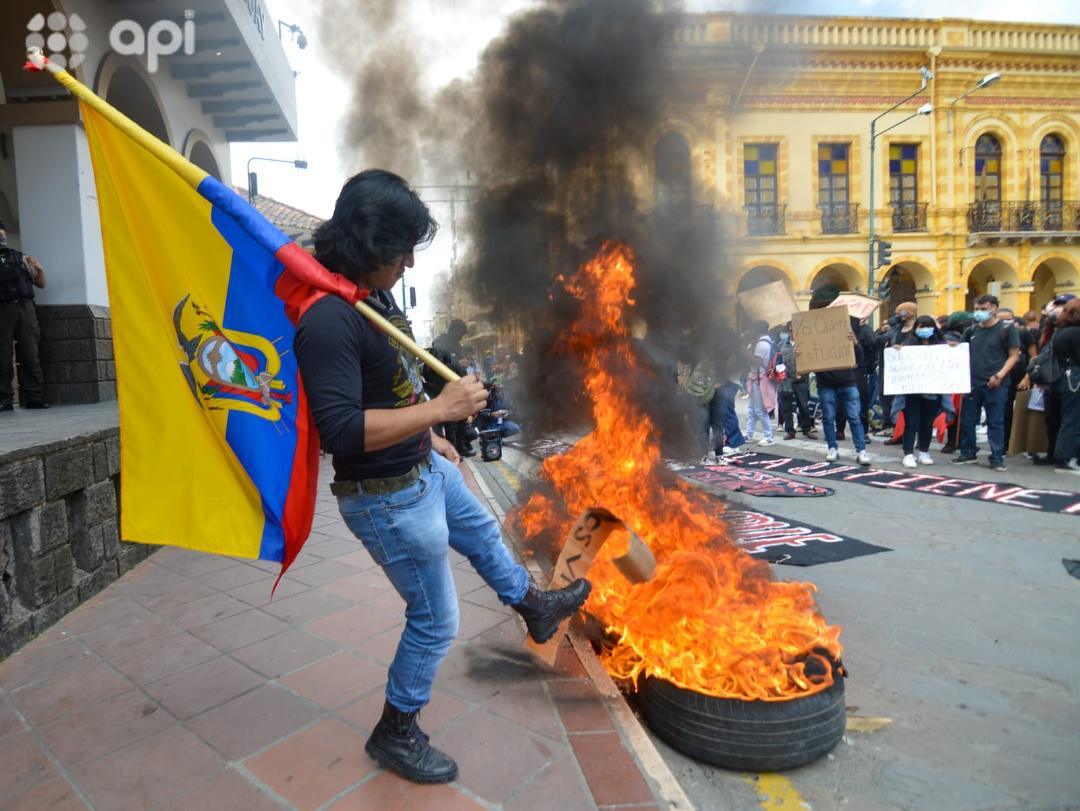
365,700,458,784
512,579,592,643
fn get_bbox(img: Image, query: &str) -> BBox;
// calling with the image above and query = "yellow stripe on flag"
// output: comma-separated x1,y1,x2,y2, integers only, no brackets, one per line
82,102,265,558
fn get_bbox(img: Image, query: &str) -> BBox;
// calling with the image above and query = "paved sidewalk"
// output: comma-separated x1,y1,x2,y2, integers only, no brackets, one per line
0,456,666,810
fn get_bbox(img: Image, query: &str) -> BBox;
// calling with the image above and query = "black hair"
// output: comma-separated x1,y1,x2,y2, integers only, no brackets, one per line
313,169,438,282
905,315,944,344
974,293,999,308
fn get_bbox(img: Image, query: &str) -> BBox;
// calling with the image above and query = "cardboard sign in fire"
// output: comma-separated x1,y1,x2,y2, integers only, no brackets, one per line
525,508,656,665
737,280,799,328
790,306,856,373
883,344,971,395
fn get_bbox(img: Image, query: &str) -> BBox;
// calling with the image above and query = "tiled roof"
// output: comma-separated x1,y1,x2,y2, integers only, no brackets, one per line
235,186,323,248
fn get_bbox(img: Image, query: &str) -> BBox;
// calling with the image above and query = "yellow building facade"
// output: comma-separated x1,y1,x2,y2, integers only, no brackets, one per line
660,13,1080,322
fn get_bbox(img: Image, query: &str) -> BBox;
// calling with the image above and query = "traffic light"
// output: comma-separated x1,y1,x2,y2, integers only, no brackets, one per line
876,239,893,269
878,268,899,299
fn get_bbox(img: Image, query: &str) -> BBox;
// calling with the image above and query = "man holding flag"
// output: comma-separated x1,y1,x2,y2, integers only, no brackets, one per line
295,170,592,785
24,46,591,788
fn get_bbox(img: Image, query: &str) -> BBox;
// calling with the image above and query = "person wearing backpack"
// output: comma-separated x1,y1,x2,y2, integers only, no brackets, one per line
744,321,777,446
955,294,1021,471
1042,298,1080,473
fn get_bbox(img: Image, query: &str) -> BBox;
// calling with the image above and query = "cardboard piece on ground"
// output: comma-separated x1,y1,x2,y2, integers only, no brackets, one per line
882,344,971,395
525,508,621,665
738,280,799,329
790,306,856,373
846,716,893,733
829,292,881,321
612,530,656,584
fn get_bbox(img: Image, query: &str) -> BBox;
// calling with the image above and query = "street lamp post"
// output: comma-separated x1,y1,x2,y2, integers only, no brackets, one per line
245,156,308,203
868,69,933,322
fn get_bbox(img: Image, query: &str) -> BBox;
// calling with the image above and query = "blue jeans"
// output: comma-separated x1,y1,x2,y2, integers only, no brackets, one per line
819,385,867,451
960,383,1007,464
714,382,746,449
337,452,529,712
746,379,773,440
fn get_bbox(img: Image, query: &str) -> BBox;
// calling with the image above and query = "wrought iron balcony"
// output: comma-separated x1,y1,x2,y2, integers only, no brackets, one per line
745,204,786,236
890,202,928,232
819,203,859,235
968,201,1080,234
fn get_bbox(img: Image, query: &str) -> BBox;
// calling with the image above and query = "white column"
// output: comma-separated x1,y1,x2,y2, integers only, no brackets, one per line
13,124,107,307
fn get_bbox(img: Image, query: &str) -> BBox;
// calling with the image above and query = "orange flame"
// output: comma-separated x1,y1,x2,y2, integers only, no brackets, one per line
512,242,842,701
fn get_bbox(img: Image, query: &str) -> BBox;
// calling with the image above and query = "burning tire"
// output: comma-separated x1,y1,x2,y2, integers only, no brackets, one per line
638,664,845,772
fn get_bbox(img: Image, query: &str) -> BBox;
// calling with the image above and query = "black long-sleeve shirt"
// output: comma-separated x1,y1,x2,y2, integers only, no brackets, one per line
294,291,430,480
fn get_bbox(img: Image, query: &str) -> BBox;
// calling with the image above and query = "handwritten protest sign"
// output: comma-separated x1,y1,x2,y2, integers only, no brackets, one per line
883,344,971,395
790,306,855,373
829,293,881,321
738,280,799,328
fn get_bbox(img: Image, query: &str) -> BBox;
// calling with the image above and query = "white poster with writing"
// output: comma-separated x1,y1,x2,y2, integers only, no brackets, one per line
883,345,971,395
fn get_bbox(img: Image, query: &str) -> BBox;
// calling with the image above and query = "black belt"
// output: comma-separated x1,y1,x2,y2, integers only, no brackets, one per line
330,464,421,496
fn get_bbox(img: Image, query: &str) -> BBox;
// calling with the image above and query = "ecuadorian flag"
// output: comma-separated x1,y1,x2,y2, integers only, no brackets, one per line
35,56,361,573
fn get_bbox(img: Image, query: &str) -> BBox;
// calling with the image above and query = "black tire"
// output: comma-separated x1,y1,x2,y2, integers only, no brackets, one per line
638,669,846,772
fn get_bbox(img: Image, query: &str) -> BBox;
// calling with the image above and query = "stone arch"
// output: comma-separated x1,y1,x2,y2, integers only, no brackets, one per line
734,262,797,333
736,259,798,294
182,129,222,180
807,257,866,295
885,256,937,316
965,255,1020,311
95,54,172,146
1028,252,1080,311
961,115,1021,202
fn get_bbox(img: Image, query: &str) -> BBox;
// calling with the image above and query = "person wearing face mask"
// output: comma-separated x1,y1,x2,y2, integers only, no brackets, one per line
0,219,49,412
894,316,954,467
955,294,1021,471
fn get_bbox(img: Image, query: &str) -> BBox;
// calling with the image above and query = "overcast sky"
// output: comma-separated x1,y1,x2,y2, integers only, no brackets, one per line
231,0,1080,342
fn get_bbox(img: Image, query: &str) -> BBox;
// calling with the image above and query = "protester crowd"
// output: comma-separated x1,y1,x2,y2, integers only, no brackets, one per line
686,285,1080,476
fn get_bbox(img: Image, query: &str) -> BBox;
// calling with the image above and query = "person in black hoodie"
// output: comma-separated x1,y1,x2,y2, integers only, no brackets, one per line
804,286,872,465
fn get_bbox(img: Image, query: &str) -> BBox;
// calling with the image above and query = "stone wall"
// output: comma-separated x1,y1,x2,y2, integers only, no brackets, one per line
37,304,116,405
0,426,154,658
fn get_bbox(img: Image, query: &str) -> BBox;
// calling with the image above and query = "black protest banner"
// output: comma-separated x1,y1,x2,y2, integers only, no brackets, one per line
677,463,833,498
724,451,1080,516
717,507,890,566
504,438,885,565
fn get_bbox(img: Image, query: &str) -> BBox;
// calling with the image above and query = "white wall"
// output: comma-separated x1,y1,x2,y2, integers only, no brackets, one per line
13,124,107,306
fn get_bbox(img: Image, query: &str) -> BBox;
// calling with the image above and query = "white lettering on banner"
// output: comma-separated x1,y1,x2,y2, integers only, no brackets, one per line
883,344,971,395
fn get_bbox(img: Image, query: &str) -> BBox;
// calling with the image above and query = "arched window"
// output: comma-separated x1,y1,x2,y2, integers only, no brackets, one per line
974,134,1002,205
654,132,691,213
1040,134,1065,228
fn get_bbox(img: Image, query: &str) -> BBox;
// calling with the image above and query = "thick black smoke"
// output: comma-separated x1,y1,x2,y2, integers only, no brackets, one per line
325,0,739,454
459,0,734,453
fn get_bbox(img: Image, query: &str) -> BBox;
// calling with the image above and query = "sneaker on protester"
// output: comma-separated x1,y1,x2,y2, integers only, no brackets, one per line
825,448,839,462
990,460,1007,472
758,437,776,446
856,450,872,466
1055,458,1080,475
721,445,740,455
700,452,718,465
952,454,978,464
916,451,934,466
902,454,917,469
